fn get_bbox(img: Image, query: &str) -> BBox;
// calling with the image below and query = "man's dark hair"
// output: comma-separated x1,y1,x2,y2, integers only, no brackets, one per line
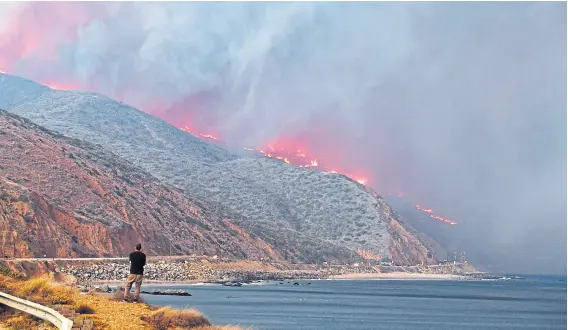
135,243,142,251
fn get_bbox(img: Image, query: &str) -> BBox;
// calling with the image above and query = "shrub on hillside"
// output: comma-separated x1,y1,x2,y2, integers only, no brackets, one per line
76,304,95,315
142,307,211,330
0,264,25,279
17,276,73,305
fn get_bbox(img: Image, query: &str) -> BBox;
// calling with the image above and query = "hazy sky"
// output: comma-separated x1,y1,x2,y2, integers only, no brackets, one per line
0,2,565,273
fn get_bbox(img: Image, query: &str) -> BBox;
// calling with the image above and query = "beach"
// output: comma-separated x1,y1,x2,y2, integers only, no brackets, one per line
329,272,466,280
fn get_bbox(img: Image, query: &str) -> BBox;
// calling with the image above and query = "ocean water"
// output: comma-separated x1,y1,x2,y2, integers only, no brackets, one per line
140,276,567,330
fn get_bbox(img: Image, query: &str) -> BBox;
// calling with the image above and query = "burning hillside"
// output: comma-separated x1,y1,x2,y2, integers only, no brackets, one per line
45,82,76,91
180,126,369,185
180,126,220,141
415,205,457,225
181,124,455,225
0,67,456,227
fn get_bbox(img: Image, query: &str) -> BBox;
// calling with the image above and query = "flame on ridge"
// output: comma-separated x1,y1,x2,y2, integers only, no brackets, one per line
180,126,370,185
0,66,455,226
250,144,369,185
180,126,220,141
415,205,457,225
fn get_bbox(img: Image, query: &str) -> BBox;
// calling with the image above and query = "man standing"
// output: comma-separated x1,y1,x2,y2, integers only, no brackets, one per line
124,243,146,302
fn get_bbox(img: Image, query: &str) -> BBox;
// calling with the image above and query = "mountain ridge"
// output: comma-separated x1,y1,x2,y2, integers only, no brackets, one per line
1,73,439,265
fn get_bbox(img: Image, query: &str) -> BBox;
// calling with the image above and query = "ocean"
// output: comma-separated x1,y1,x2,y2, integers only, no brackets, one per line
140,276,567,330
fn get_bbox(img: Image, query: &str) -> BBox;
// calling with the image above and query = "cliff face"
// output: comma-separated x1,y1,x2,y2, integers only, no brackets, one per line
355,187,437,266
0,110,280,259
0,184,115,258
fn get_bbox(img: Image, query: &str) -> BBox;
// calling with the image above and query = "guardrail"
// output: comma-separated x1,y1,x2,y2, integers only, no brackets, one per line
0,291,73,330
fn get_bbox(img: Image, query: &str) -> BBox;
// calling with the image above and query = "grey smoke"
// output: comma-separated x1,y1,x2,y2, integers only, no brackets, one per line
0,2,565,273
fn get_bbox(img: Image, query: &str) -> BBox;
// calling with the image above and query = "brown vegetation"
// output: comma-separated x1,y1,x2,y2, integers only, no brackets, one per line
0,312,55,330
0,273,240,329
141,307,210,330
0,274,73,305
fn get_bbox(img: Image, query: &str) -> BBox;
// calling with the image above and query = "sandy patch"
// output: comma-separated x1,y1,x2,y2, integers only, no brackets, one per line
329,272,466,280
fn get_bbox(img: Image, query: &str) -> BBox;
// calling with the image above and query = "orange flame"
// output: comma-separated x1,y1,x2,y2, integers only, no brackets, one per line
198,133,219,140
241,143,369,185
46,83,75,91
179,126,220,141
415,205,457,225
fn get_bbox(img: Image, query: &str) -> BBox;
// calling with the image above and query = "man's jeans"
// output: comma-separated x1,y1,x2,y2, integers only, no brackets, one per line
124,274,144,299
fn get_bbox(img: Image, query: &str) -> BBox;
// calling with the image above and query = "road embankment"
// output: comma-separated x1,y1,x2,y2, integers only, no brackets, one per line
0,257,478,287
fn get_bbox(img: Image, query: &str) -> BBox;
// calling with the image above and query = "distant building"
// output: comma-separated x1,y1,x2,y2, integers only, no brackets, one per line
446,251,467,263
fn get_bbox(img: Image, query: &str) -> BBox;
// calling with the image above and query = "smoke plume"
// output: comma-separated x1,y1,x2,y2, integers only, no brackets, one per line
0,2,565,273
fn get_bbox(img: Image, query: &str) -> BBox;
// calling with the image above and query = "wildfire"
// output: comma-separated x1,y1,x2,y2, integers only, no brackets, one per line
0,65,456,227
243,144,369,185
198,133,219,141
45,81,77,91
46,84,64,90
0,67,75,90
415,205,457,225
253,145,319,168
179,126,219,141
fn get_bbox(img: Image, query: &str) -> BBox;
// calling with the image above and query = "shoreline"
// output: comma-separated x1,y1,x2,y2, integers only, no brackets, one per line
89,272,470,286
0,257,483,286
329,272,466,280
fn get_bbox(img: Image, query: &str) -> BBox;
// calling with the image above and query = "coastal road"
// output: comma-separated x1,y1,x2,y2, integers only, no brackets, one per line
3,255,209,262
8,257,126,261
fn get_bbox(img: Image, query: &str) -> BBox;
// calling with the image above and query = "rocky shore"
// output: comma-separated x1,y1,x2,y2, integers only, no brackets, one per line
49,257,478,287
56,258,364,285
0,256,480,290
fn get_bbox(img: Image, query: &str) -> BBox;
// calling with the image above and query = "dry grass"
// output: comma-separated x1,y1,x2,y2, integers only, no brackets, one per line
141,307,210,330
0,274,241,329
109,287,146,303
0,312,56,330
17,276,74,305
72,293,154,330
0,274,73,305
72,294,238,330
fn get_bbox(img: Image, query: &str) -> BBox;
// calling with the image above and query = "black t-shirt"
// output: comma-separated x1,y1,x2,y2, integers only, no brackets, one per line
129,251,146,275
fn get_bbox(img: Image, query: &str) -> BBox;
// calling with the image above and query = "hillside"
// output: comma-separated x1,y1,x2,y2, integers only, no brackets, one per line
0,73,438,265
384,196,454,260
0,109,280,259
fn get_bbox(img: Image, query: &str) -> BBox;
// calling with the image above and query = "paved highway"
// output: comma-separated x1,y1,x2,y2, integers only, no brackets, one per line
3,255,208,262
7,257,125,261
